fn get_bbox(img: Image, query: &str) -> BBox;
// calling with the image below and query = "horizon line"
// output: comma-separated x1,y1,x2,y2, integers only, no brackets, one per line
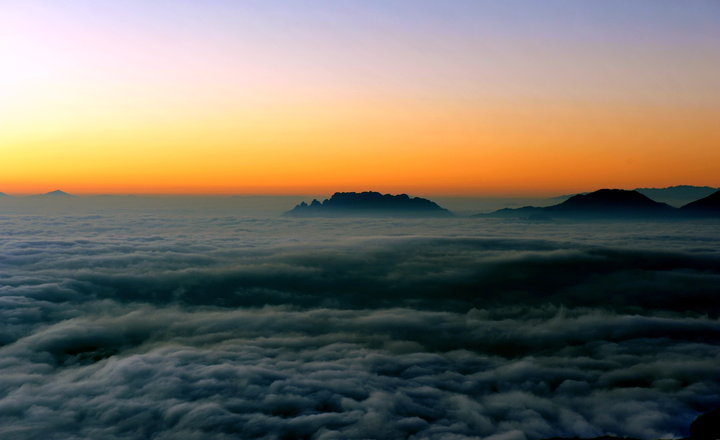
1,184,718,199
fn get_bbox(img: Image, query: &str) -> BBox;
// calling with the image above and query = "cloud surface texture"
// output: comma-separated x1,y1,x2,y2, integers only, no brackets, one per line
1,209,718,439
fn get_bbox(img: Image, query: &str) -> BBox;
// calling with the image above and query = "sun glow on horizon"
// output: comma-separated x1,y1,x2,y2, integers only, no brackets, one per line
2,1,719,195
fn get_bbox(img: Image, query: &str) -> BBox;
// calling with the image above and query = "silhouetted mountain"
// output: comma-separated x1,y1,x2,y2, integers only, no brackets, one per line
483,189,675,219
550,189,673,214
680,190,720,216
550,186,718,207
39,189,74,197
635,185,718,207
285,191,452,217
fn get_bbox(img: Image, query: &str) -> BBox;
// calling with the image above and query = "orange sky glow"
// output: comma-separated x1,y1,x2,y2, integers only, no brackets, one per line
2,1,719,196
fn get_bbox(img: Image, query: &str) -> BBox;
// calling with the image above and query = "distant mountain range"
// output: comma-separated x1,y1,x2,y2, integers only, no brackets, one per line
483,188,720,219
2,187,720,220
285,191,452,217
284,188,720,219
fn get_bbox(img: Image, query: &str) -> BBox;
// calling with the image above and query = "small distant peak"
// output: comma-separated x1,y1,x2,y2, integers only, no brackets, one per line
43,189,73,197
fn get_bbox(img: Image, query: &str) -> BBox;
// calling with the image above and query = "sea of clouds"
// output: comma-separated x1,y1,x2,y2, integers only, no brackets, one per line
0,201,719,439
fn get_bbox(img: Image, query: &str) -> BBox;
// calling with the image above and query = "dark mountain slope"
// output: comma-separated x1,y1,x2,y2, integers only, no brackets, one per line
681,190,720,216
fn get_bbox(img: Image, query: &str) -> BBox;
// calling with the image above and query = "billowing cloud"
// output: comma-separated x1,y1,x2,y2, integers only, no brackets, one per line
0,212,718,438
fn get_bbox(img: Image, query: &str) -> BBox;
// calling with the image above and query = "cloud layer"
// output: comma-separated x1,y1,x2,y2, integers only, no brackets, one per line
1,212,719,439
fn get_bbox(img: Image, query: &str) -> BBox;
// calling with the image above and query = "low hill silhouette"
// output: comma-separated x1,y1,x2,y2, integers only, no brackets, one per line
482,189,675,219
550,186,718,207
548,189,674,215
285,191,452,217
681,190,720,215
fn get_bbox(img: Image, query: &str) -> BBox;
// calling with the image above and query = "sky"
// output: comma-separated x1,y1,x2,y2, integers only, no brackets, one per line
2,0,719,195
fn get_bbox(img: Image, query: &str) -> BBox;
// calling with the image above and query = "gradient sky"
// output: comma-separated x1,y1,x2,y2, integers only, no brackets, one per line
2,0,719,195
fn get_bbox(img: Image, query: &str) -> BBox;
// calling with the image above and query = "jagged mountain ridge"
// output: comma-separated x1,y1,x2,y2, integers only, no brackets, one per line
285,191,452,217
